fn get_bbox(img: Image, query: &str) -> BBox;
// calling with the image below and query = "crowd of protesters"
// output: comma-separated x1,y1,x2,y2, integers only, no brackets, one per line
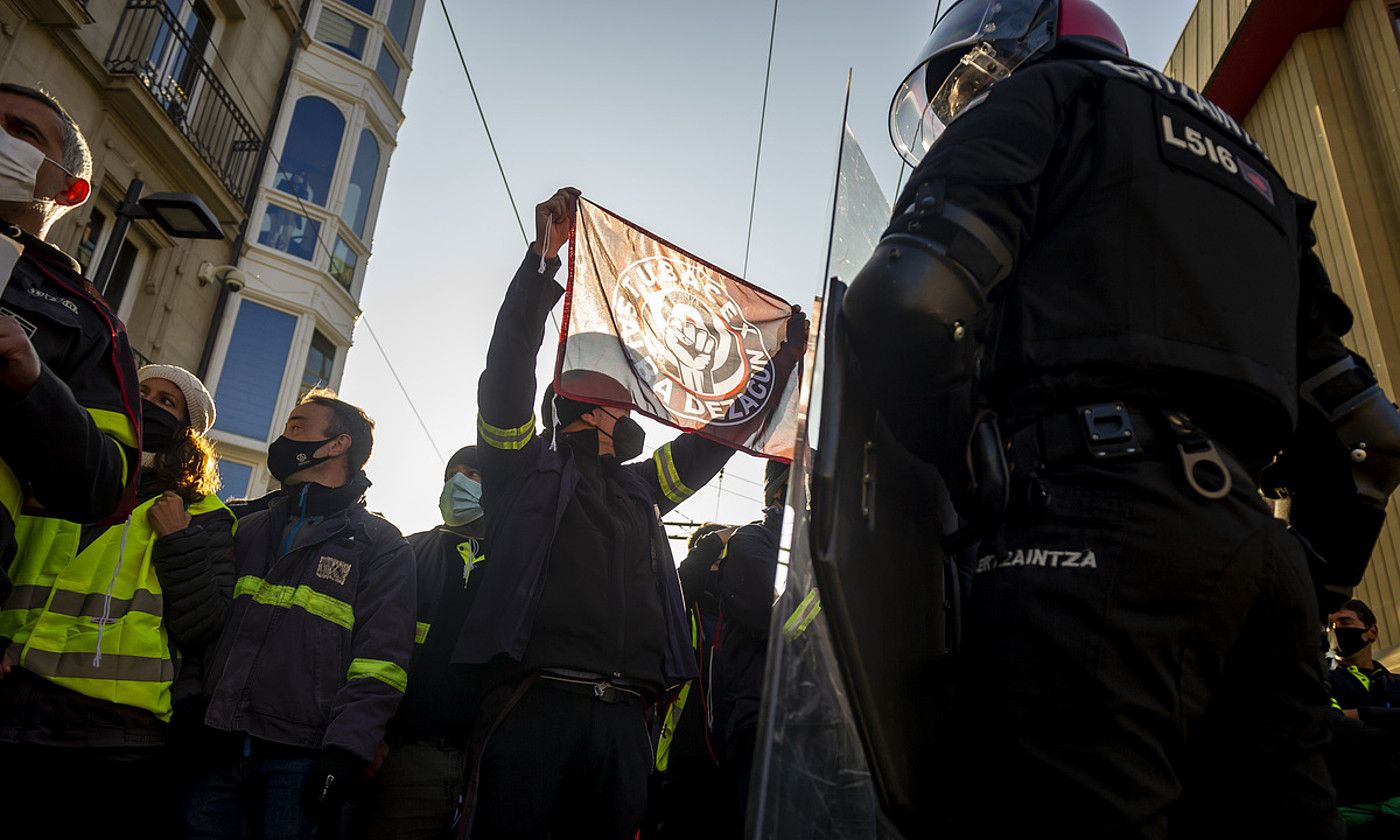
0,87,794,840
7,0,1400,828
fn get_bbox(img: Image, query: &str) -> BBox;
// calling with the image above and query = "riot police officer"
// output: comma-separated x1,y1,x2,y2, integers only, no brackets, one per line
842,1,1400,836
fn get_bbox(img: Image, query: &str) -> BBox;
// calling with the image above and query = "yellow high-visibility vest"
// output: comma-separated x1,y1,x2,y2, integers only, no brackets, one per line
0,493,229,721
656,607,703,773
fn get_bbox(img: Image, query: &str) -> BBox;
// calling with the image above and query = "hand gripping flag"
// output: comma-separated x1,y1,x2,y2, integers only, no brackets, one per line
558,198,805,461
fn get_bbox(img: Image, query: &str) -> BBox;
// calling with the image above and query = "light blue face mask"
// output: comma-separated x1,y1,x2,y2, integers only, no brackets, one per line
439,473,484,526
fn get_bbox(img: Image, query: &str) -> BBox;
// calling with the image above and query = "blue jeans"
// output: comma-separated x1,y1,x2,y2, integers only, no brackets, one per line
182,736,322,840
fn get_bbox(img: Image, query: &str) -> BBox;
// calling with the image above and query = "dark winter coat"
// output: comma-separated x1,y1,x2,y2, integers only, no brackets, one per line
458,251,735,688
202,475,416,762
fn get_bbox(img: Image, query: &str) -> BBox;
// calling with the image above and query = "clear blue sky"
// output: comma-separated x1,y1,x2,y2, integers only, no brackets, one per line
338,0,1199,544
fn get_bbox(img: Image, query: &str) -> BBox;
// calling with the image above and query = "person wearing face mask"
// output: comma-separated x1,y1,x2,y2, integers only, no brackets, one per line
1323,600,1400,828
0,363,231,836
186,389,415,840
0,83,140,631
356,446,489,840
460,188,804,840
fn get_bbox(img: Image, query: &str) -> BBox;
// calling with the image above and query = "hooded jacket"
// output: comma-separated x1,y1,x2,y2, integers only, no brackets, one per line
202,474,415,762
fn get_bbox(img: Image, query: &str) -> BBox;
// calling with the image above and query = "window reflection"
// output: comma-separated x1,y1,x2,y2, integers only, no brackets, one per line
302,330,338,396
316,9,369,59
330,237,359,290
341,129,380,237
386,0,416,49
257,205,322,262
275,97,345,207
375,48,400,95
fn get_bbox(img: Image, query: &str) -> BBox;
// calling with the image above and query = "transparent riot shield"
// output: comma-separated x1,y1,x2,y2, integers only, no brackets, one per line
749,112,960,839
749,280,887,840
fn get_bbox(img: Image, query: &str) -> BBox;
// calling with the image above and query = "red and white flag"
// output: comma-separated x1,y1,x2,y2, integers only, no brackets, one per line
557,198,804,461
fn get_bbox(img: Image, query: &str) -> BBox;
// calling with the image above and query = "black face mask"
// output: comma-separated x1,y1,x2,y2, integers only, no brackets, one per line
1333,626,1372,658
267,435,337,483
606,415,646,462
141,401,187,454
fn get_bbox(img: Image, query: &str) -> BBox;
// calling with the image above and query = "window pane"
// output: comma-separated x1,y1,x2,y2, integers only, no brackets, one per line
339,0,375,14
257,206,322,262
386,0,416,49
77,208,107,274
148,0,215,111
375,47,400,95
329,236,359,290
275,97,345,207
216,460,254,501
316,9,369,59
214,301,297,440
103,239,141,311
301,331,338,396
341,130,380,237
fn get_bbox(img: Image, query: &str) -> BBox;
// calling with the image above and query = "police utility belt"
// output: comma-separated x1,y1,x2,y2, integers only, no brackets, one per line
537,669,653,705
1003,402,1234,501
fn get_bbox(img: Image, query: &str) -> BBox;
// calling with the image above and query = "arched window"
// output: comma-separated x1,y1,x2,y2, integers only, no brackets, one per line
275,96,345,207
341,129,380,237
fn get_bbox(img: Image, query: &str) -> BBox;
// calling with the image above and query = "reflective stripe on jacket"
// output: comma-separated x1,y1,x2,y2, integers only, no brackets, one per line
0,493,230,721
202,478,416,762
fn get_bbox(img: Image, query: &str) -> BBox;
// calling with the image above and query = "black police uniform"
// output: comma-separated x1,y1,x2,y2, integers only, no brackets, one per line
851,55,1353,837
0,221,140,602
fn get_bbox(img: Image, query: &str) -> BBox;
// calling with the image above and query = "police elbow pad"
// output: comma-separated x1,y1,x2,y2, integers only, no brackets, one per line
1301,354,1400,507
843,234,998,390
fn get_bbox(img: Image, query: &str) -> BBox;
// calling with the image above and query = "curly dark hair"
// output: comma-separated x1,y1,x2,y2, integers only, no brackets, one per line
151,426,221,503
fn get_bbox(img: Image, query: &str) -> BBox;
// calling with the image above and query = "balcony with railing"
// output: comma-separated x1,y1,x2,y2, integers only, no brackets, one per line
104,1,263,204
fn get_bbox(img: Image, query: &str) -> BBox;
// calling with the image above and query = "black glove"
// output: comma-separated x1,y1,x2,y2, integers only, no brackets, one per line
785,305,808,351
1264,402,1386,613
312,747,365,808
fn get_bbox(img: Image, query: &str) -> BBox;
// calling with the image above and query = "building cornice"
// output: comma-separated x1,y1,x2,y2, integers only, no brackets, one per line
1204,0,1355,119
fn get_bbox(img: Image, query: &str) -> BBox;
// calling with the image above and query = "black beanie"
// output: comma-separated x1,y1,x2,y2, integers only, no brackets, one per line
444,445,479,481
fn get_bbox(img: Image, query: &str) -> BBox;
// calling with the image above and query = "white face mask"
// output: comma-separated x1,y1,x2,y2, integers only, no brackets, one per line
0,126,66,204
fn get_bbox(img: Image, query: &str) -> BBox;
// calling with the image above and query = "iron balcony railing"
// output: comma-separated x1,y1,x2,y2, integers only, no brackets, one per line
104,0,263,203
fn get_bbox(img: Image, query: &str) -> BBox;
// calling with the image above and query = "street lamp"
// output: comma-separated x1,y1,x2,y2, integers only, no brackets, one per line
92,178,225,297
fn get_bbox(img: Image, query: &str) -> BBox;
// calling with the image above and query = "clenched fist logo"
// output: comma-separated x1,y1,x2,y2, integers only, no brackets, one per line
664,307,718,394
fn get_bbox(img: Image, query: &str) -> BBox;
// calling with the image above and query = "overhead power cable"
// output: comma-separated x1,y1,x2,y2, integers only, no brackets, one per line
360,316,445,460
437,0,529,245
742,0,781,279
436,0,562,335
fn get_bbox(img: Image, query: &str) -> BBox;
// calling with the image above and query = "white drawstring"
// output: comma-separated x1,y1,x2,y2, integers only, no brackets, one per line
537,220,551,274
92,514,133,667
549,394,561,451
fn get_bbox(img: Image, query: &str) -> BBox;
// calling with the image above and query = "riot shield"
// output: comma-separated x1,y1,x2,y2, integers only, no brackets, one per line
808,279,960,836
749,110,960,839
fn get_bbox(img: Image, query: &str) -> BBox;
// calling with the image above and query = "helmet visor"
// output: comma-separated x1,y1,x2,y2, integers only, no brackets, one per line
889,0,1054,167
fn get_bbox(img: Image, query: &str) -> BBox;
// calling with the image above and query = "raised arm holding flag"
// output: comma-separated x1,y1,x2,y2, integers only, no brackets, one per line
459,188,802,839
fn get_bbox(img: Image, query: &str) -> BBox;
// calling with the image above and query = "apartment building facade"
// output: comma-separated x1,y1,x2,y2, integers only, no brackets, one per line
0,0,422,498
